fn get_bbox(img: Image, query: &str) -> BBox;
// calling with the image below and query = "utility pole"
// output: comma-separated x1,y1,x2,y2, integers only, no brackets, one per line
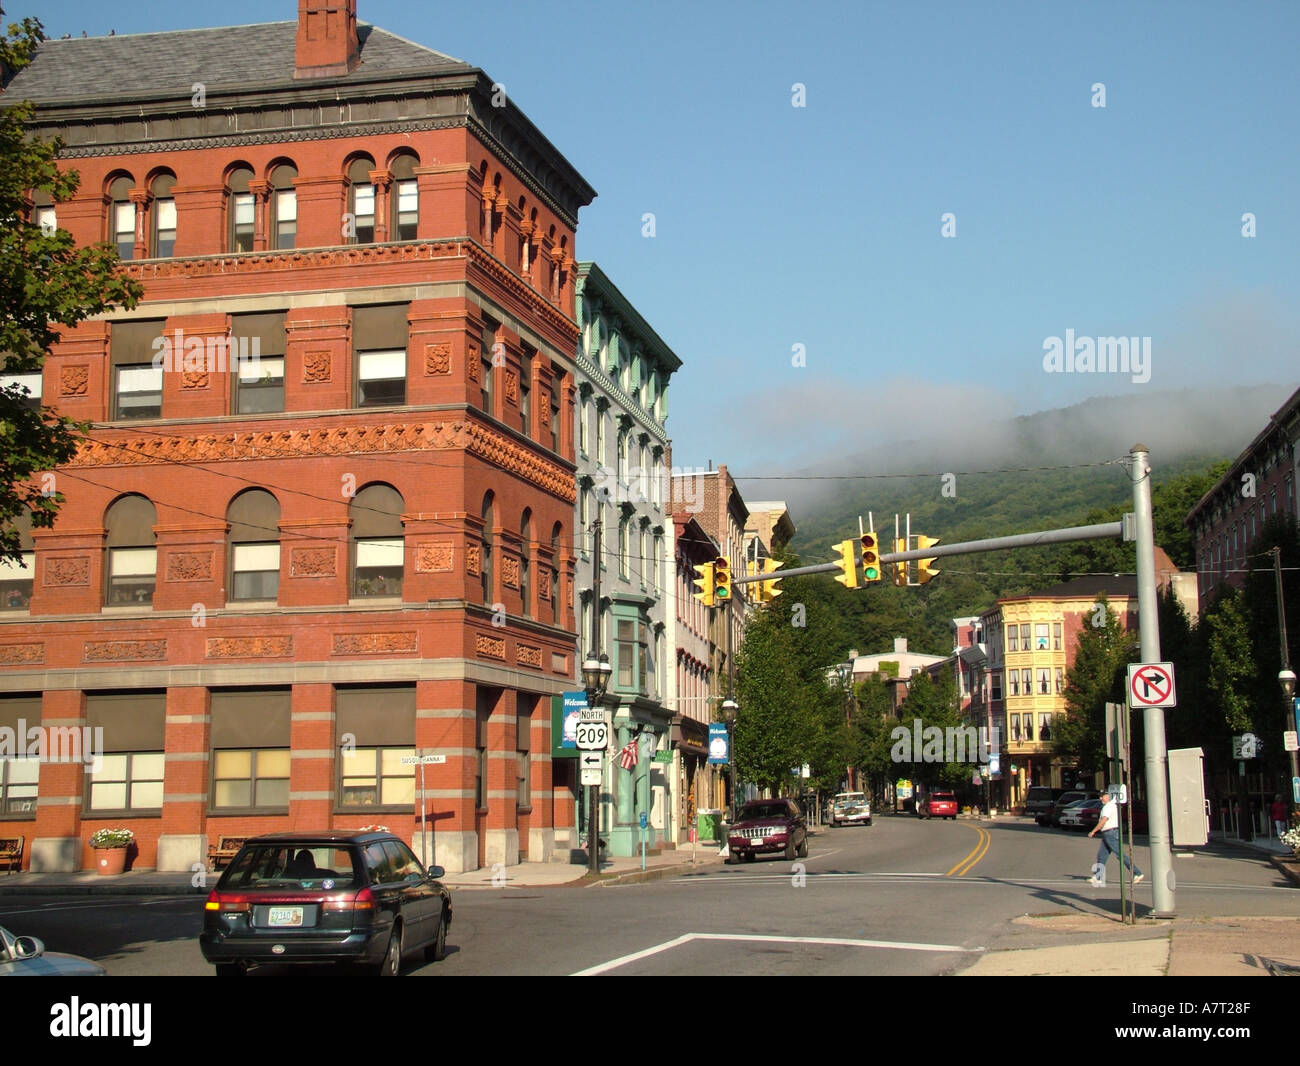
1273,547,1298,825
1131,444,1175,917
587,518,603,878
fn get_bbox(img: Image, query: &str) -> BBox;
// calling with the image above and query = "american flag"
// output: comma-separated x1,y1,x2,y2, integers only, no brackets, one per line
617,740,638,770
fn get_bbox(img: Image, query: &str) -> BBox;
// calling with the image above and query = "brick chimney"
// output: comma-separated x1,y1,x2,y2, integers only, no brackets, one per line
294,0,360,79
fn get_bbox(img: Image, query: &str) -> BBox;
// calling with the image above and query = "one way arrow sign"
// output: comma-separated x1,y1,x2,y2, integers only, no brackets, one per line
1127,662,1176,709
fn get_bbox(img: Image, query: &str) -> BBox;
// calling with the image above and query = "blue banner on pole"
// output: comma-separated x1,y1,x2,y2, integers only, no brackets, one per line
708,723,730,764
559,692,587,750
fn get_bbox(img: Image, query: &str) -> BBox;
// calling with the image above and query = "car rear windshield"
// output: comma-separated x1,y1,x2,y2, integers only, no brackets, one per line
836,794,865,803
739,803,791,821
931,793,956,800
221,844,361,891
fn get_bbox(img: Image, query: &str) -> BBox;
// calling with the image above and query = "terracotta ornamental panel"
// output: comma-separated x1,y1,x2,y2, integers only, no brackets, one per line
84,640,167,662
425,343,451,375
415,543,454,573
517,644,542,669
290,547,337,577
44,557,90,587
166,552,213,582
501,556,520,589
303,350,332,383
206,636,293,658
475,634,506,660
0,643,44,666
332,632,418,656
60,365,89,396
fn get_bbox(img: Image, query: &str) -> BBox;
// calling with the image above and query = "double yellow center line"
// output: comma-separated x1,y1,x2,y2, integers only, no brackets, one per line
945,824,990,877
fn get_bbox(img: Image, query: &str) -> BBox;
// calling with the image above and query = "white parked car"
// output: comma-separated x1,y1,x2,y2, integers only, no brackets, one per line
831,792,872,827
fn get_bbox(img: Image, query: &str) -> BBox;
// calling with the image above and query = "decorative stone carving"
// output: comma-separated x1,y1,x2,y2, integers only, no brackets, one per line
504,369,518,405
475,634,506,660
68,419,576,502
539,570,551,600
466,344,480,382
501,556,519,588
465,545,481,576
166,552,212,582
181,370,210,390
0,643,44,665
415,543,453,573
566,579,573,607
332,632,417,655
517,644,542,669
44,557,89,586
303,350,332,383
290,547,336,577
84,639,167,662
60,365,89,396
206,636,292,658
425,343,451,375
540,393,551,426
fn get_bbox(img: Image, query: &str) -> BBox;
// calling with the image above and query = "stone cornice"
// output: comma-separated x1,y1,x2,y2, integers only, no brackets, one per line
575,262,683,374
69,417,576,503
576,350,669,447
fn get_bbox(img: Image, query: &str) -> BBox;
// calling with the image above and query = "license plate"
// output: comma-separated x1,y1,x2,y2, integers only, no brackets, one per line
268,906,304,927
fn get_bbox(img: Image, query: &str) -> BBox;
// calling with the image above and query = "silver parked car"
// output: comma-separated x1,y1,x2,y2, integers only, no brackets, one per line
0,924,106,976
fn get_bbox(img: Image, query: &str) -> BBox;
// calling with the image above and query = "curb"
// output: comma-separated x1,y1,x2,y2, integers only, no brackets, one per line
0,881,205,897
1269,855,1300,888
590,859,722,887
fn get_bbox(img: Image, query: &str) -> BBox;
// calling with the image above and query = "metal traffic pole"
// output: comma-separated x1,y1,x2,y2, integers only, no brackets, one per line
1131,444,1175,917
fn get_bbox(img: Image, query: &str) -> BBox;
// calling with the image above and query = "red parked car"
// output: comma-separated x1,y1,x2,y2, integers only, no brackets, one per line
917,791,958,820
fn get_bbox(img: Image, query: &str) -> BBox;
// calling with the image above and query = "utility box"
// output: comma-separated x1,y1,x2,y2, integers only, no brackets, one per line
1169,747,1209,846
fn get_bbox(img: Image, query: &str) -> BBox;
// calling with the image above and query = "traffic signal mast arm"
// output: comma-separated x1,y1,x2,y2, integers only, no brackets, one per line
729,519,1129,584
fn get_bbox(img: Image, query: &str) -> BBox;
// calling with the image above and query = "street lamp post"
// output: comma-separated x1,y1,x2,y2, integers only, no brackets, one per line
581,515,611,879
1274,546,1297,828
722,697,738,822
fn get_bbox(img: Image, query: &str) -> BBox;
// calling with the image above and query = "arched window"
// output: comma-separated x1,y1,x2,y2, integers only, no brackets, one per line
150,172,176,257
550,523,561,625
0,509,35,611
227,489,281,602
269,163,297,250
390,152,419,240
31,187,56,235
227,165,255,252
350,484,404,599
108,175,135,259
105,494,156,606
617,429,627,485
519,509,532,618
481,492,495,604
346,156,376,244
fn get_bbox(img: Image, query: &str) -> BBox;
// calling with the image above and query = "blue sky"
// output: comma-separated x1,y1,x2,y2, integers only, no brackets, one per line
27,0,1300,473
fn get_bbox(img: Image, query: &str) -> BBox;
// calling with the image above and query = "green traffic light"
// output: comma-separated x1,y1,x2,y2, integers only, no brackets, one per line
716,586,730,598
865,567,879,580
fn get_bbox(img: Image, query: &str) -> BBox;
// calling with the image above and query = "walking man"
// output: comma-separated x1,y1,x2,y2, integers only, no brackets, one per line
1271,794,1287,839
1088,789,1144,886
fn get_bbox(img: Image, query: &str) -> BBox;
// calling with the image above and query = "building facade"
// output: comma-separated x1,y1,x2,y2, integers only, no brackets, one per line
0,1,597,873
570,263,679,857
1186,385,1300,606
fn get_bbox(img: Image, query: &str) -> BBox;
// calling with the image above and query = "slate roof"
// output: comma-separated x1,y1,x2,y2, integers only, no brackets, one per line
3,21,473,103
1002,575,1139,601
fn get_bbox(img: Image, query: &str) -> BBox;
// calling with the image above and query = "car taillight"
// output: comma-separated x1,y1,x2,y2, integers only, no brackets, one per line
322,886,374,912
204,890,250,914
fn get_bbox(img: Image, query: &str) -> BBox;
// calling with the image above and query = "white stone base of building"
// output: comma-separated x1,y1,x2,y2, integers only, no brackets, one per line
30,836,81,873
156,834,205,873
484,828,519,868
527,827,555,863
427,830,477,874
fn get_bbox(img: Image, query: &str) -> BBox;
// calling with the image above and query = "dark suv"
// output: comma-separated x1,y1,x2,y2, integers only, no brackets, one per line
726,799,808,863
199,830,451,976
1024,787,1065,822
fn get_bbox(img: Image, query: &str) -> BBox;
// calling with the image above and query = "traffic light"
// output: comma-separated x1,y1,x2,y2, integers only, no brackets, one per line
892,538,909,586
754,558,784,603
692,562,715,606
859,532,882,583
713,556,732,603
833,540,859,588
915,535,940,584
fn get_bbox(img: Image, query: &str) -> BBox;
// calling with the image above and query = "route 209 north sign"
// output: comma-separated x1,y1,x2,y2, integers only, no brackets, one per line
575,721,609,750
1127,662,1176,709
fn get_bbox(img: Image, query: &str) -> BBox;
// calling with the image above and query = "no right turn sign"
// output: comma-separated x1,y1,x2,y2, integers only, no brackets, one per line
1128,662,1176,709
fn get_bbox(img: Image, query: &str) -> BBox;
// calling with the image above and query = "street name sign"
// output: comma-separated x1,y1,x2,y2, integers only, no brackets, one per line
1284,731,1299,753
1128,662,1176,709
400,754,447,765
579,751,602,785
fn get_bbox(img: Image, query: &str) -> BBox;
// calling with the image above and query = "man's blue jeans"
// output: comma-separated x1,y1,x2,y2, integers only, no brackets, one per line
1095,829,1142,876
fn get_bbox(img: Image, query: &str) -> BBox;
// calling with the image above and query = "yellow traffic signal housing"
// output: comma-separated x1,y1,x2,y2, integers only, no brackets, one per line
692,562,716,606
915,535,941,584
833,539,859,588
860,532,882,583
713,556,732,602
754,558,784,602
892,538,909,586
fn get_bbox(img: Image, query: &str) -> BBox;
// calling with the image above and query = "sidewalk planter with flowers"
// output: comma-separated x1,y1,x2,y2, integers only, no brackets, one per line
89,828,134,876
1282,827,1300,860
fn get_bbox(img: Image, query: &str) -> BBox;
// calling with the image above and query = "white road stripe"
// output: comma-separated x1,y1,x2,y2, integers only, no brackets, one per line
572,931,978,974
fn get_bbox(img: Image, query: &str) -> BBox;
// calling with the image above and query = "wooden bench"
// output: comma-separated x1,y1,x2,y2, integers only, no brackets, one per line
0,836,23,874
206,836,248,872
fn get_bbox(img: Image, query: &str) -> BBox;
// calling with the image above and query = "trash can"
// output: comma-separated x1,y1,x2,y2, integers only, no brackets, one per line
696,808,722,843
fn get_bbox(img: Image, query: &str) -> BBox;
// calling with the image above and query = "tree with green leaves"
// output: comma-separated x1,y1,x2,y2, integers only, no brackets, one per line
852,674,895,804
1056,597,1137,776
0,9,143,563
1204,587,1255,735
890,669,970,791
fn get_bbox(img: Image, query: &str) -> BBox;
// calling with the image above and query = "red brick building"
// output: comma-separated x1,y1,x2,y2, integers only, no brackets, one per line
0,1,596,873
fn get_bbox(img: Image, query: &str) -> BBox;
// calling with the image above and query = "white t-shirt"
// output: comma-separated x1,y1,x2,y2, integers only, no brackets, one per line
1097,799,1119,831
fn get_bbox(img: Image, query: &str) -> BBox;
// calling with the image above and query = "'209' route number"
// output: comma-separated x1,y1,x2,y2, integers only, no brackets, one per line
576,722,608,750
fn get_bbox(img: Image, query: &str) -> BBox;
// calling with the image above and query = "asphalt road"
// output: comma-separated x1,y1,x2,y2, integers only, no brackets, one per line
3,815,1296,977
